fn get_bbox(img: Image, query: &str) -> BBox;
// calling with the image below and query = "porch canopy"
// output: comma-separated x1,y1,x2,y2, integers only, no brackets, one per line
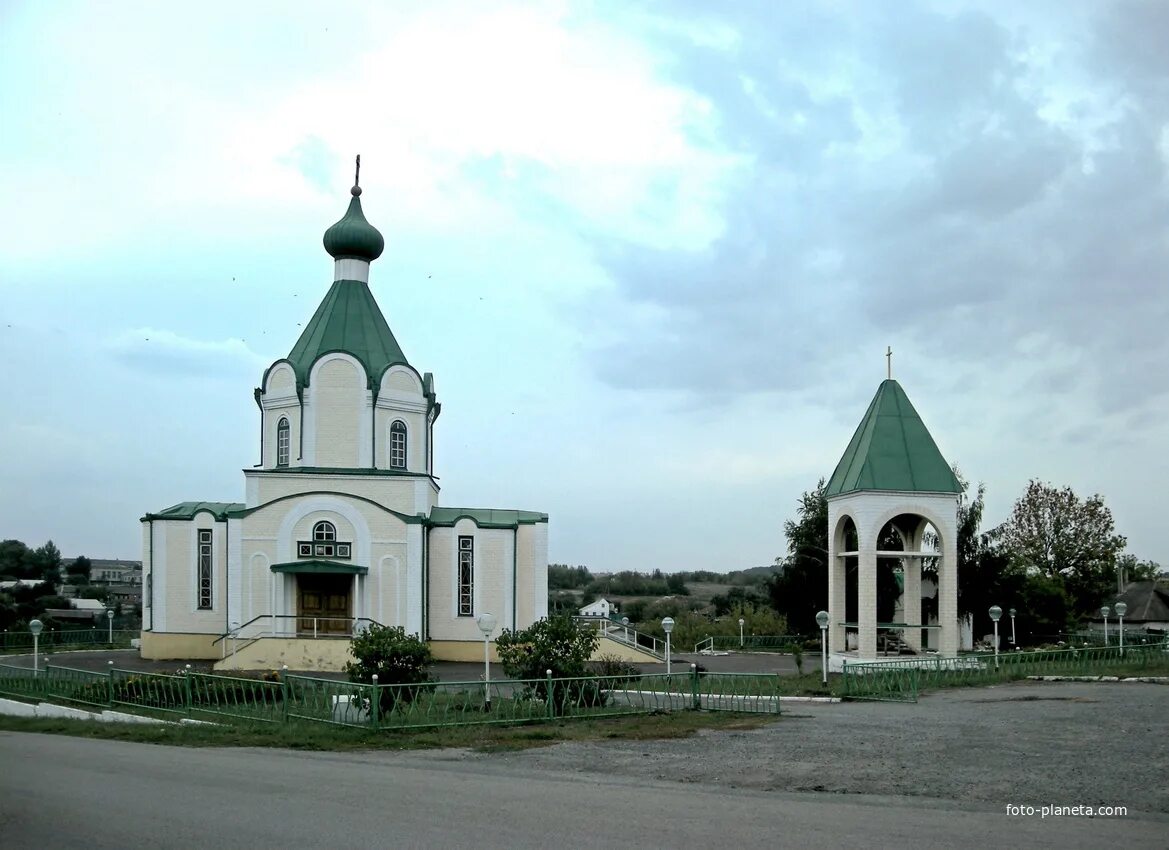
270,560,368,575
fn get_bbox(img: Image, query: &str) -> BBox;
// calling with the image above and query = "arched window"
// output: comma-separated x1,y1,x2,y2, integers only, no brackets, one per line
390,420,407,470
276,417,290,467
298,520,350,559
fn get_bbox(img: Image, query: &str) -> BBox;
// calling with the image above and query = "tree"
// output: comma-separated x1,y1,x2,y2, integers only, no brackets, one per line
31,540,62,581
768,480,829,634
69,555,93,582
495,614,599,681
1116,554,1161,585
997,481,1126,615
0,540,33,579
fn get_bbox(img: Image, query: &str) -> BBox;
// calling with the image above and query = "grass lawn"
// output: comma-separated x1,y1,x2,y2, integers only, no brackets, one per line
0,710,778,753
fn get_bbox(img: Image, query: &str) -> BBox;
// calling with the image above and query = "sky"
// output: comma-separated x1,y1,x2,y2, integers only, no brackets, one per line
1,1,1167,572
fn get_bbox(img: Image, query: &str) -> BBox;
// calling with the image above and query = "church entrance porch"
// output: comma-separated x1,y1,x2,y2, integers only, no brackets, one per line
296,573,352,636
270,559,368,638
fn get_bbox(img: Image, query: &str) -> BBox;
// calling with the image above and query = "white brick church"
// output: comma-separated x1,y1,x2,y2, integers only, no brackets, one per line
140,166,548,668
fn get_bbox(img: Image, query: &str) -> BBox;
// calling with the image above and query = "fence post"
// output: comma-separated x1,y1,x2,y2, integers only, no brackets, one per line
546,669,554,721
184,664,193,718
108,660,115,708
690,663,700,711
370,674,380,730
281,665,289,724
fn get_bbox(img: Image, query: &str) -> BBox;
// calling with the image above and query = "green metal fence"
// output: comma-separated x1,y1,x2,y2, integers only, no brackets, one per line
1,629,138,651
842,640,1169,702
0,662,784,730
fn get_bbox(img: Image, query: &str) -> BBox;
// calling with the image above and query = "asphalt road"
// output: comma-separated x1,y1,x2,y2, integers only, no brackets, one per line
1,733,1162,849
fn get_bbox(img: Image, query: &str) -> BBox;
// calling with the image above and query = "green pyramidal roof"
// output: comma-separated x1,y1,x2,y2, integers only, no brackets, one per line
287,279,409,388
825,379,961,497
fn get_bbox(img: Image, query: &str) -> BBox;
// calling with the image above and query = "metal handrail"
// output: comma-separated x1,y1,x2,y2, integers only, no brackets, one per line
572,616,666,659
213,615,384,658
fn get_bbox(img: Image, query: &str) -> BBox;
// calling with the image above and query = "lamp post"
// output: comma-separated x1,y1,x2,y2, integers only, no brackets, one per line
1115,602,1127,656
29,619,43,674
738,617,745,648
1009,608,1016,648
662,617,674,675
816,610,830,685
989,606,1002,669
475,612,496,710
622,616,629,643
106,608,114,644
1100,606,1110,647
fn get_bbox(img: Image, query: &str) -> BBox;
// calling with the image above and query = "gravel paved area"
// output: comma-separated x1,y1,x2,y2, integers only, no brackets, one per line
482,680,1169,814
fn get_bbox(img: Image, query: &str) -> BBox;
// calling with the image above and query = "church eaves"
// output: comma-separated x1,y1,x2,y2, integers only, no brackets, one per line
825,379,961,498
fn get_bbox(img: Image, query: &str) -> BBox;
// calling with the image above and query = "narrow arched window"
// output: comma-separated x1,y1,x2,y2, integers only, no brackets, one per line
390,420,407,470
313,521,336,541
276,417,290,467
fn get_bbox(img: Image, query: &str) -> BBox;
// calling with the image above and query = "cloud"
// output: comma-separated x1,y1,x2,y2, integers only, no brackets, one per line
107,328,266,379
575,0,1169,423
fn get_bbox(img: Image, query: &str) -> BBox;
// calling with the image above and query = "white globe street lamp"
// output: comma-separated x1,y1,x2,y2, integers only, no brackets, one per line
1009,608,1017,647
622,616,629,643
988,606,1002,669
476,612,497,710
1114,602,1127,656
29,619,43,674
106,608,114,644
1100,606,1110,647
816,610,830,685
662,617,675,675
738,617,745,648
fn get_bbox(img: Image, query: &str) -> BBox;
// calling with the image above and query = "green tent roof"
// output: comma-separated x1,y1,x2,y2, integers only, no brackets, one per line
428,507,549,529
286,279,409,388
825,380,960,498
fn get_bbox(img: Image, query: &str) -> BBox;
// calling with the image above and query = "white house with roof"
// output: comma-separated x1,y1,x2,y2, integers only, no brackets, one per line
578,598,613,619
140,163,548,669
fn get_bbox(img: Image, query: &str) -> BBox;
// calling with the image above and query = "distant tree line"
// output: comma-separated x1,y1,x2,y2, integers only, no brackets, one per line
0,539,125,631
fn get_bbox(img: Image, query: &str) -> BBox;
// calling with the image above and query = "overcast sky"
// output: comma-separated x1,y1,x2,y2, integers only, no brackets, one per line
2,1,1166,571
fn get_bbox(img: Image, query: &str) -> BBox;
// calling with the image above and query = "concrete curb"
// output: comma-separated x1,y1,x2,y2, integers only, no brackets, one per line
0,697,221,725
1025,675,1169,684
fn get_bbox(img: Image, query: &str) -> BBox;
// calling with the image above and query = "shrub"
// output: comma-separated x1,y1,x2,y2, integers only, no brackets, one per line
496,615,600,712
790,642,804,674
344,624,435,714
589,653,642,684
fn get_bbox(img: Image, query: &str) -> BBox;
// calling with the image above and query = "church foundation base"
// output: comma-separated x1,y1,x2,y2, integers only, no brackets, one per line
139,631,221,661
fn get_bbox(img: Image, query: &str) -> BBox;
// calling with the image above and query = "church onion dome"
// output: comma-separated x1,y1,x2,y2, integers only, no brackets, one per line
322,184,385,262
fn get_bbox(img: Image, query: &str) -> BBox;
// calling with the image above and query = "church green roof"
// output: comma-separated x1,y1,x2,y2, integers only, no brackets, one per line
428,508,549,529
825,379,961,498
286,279,410,388
141,501,245,521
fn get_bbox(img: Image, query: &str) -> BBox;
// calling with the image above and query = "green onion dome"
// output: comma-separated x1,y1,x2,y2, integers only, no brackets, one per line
322,185,385,262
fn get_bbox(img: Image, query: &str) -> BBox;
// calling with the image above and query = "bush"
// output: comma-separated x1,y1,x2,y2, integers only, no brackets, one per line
496,615,600,712
345,624,435,714
589,653,642,684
